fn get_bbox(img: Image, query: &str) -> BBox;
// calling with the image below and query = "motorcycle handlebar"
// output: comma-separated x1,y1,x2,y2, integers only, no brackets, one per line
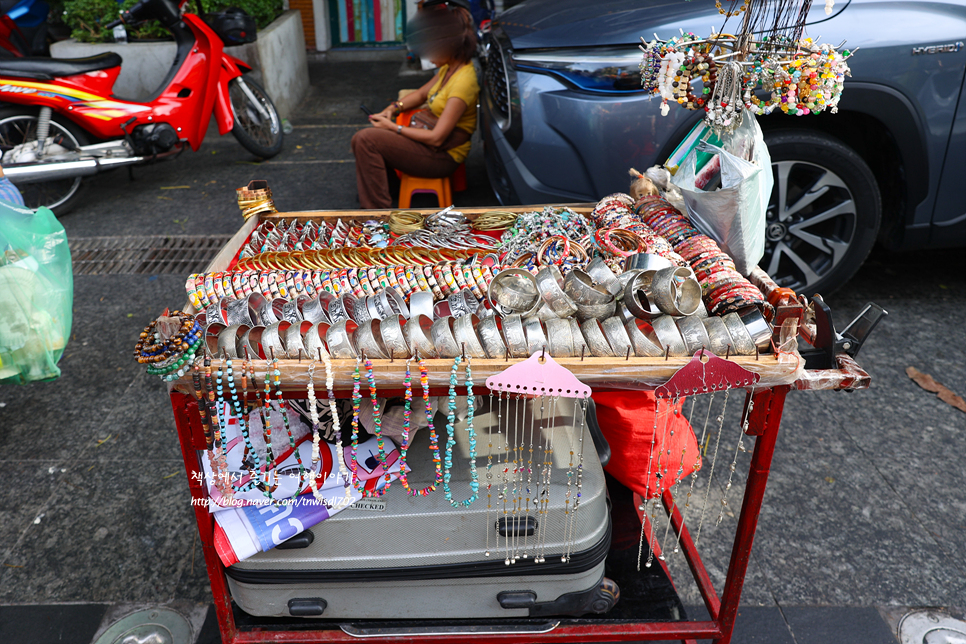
105,18,123,29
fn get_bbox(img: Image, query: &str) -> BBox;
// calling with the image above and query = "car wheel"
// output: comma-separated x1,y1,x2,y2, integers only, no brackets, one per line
761,130,881,297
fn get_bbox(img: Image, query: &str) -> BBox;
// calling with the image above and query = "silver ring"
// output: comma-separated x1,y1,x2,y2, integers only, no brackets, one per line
563,269,613,305
488,268,540,315
585,257,622,296
353,320,388,359
453,313,487,358
625,319,664,357
377,315,411,359
569,318,589,358
545,318,575,357
328,293,357,325
477,315,507,359
737,306,772,350
722,312,757,355
651,315,688,357
623,271,662,320
535,266,578,318
409,290,434,320
501,314,529,358
303,322,331,360
404,314,438,358
575,300,617,323
601,316,633,357
675,315,713,355
326,320,359,359
650,267,701,317
580,319,614,357
431,316,461,358
522,316,548,356
702,316,733,356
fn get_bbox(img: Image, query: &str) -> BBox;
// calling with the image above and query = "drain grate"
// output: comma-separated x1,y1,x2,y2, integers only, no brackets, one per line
69,234,233,275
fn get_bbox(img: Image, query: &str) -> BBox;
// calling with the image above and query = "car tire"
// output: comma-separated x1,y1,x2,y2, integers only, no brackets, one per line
761,129,881,297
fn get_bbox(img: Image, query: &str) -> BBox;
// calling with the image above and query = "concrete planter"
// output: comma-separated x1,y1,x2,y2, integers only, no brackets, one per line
50,10,309,119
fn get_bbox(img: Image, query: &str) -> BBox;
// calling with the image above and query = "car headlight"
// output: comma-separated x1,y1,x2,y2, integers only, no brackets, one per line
511,47,646,93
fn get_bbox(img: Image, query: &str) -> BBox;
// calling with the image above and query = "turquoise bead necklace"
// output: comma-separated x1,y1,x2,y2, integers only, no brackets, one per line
443,355,479,508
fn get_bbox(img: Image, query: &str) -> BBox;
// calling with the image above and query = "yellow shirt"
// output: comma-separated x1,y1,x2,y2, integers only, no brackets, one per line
427,63,479,164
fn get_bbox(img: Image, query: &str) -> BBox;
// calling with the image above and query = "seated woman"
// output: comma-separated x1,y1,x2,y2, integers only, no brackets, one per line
351,2,478,209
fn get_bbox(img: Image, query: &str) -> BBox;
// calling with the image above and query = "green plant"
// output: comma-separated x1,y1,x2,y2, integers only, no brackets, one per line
199,0,283,30
62,0,120,42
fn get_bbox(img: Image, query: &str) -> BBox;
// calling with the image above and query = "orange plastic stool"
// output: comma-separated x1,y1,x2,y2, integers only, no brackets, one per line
398,172,452,209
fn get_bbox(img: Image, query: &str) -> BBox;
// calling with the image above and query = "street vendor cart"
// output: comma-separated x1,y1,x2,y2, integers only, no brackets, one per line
157,204,879,644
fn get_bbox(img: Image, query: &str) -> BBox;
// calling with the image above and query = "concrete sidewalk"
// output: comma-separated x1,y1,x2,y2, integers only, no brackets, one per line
0,53,964,644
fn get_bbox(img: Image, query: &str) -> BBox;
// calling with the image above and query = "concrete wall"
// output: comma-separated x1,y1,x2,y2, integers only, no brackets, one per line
50,10,310,119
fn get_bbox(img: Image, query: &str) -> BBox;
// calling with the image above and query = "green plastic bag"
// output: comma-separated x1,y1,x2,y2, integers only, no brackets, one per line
0,202,73,384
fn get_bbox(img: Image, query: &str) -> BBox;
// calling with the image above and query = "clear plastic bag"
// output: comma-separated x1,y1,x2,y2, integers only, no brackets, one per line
0,203,72,384
670,110,773,275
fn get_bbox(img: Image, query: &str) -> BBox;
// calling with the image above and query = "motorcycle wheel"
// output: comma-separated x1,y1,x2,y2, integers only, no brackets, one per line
229,77,283,159
0,107,88,216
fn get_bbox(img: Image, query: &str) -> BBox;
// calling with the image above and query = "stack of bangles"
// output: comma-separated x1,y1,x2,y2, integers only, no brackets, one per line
134,313,203,381
187,260,503,308
233,246,491,271
635,195,767,315
236,184,277,221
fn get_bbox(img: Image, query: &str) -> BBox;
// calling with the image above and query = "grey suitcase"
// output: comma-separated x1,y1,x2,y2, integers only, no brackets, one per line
225,396,618,619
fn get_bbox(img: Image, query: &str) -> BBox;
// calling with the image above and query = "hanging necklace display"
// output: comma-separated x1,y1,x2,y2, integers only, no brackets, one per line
442,354,480,508
397,354,443,497
637,349,761,571
485,352,592,564
349,354,393,498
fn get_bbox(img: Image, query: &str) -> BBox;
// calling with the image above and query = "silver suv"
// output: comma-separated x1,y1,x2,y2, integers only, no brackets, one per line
480,0,966,294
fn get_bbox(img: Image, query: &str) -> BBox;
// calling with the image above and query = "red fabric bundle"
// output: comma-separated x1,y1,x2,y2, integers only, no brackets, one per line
592,391,701,499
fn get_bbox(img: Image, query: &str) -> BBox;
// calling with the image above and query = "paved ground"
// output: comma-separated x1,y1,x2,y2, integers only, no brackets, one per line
0,53,964,644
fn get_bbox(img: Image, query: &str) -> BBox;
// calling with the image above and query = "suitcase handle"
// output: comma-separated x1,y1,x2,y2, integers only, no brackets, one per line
496,515,537,537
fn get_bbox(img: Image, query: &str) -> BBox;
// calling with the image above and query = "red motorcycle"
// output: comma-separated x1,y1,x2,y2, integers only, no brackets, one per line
0,0,283,214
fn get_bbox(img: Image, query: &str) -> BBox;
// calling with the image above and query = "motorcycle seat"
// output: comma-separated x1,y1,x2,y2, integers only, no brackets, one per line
0,53,123,81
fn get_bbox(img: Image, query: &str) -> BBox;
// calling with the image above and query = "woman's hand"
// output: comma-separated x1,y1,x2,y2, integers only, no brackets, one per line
377,105,395,119
368,113,396,131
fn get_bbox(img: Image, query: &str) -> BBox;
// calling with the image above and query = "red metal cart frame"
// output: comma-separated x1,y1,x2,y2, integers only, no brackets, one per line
166,208,870,644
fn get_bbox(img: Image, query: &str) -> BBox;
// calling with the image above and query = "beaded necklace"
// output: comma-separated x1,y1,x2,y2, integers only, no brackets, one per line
260,359,277,499
272,356,306,496
397,357,443,497
307,361,323,501
349,357,392,498
443,355,479,508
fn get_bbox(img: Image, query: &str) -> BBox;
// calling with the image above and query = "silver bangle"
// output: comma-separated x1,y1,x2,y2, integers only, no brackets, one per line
453,313,487,358
240,325,264,360
563,269,613,305
614,301,636,324
248,292,276,326
585,257,622,296
476,315,508,359
702,316,733,356
522,316,548,356
225,297,254,327
737,306,772,350
675,315,713,355
353,319,389,359
431,316,461,358
575,300,617,323
449,287,479,319
301,295,332,325
536,265,578,318
579,318,613,357
622,271,662,320
545,318,575,357
328,293,357,325
404,314,438,358
377,314,411,359
487,268,540,315
650,266,701,317
326,320,359,359
261,321,288,360
217,324,243,359
535,301,559,322
625,318,664,357
601,316,633,358
283,319,312,359
303,321,331,360
625,252,673,273
385,286,410,319
569,318,589,358
722,312,757,355
651,315,688,357
501,314,529,358
408,290,434,321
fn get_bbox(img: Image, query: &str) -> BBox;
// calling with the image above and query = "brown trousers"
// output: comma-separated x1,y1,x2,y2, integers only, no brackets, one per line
351,127,459,209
